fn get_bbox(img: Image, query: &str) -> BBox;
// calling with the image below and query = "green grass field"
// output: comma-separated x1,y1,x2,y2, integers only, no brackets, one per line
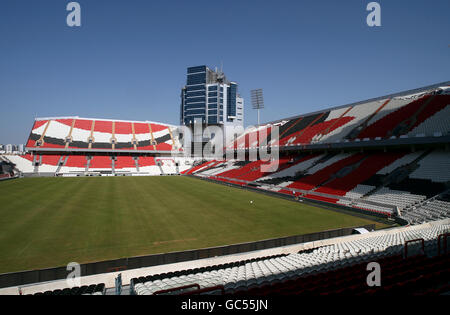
0,176,388,273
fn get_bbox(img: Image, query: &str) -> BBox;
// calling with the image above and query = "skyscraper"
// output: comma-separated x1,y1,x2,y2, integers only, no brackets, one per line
180,65,244,126
180,65,244,155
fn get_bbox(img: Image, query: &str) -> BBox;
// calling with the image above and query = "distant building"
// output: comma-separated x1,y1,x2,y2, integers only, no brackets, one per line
181,65,244,126
180,65,244,154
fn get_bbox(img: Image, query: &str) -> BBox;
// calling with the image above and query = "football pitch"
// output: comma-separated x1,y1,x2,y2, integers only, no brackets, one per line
0,176,389,273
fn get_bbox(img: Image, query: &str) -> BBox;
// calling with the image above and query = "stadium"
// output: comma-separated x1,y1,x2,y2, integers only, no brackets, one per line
0,80,449,296
0,1,449,301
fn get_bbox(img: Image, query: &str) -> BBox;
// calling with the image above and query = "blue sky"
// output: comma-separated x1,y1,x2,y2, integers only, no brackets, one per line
0,0,449,144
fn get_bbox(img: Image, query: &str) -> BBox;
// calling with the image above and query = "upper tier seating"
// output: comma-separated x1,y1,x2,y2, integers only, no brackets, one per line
26,118,181,152
408,104,450,137
356,95,450,139
363,98,410,128
223,91,450,150
312,99,385,143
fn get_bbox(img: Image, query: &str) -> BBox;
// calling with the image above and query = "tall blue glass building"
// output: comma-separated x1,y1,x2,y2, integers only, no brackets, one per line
180,66,244,126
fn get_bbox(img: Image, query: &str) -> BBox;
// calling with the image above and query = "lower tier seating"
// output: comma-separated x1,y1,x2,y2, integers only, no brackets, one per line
401,198,450,225
362,187,426,211
2,154,190,176
131,222,450,295
32,283,105,295
190,149,450,222
115,156,136,169
233,252,450,295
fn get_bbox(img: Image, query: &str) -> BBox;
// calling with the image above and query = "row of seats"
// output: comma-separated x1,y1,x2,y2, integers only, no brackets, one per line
131,222,450,295
31,283,105,295
337,184,374,200
212,158,300,182
363,187,427,211
313,153,403,196
192,161,229,176
131,254,287,295
193,155,320,181
230,125,272,150
402,198,450,225
376,151,423,175
408,104,450,137
356,95,432,139
182,160,219,175
4,154,190,175
410,151,450,182
347,201,394,215
233,253,450,295
0,173,11,179
257,154,323,181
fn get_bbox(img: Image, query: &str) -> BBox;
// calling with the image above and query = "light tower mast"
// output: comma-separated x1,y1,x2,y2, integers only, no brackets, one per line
251,89,264,125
